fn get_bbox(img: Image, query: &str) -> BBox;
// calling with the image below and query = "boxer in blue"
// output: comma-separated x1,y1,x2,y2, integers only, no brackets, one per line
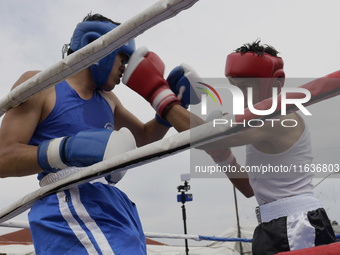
0,13,200,254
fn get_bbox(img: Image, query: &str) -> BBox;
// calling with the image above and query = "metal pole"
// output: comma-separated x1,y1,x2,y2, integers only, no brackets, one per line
181,192,189,255
233,185,243,255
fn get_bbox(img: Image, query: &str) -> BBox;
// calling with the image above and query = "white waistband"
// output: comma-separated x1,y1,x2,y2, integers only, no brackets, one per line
40,167,108,187
256,194,323,224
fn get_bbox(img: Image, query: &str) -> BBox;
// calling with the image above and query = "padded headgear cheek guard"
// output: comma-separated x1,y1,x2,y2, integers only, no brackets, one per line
70,21,136,89
225,52,285,101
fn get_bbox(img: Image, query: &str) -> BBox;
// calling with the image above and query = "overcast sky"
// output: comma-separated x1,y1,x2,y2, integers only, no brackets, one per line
0,0,339,247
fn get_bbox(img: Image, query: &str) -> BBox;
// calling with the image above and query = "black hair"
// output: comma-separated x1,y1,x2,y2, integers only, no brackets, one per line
82,13,120,26
235,39,279,57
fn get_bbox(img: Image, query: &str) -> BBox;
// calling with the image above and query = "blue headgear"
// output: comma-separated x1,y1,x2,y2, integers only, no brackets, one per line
69,21,136,89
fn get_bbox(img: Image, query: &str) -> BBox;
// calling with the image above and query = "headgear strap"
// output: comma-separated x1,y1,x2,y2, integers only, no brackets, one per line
225,52,285,100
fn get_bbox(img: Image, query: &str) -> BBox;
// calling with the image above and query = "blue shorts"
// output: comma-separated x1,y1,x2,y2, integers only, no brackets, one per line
28,181,146,255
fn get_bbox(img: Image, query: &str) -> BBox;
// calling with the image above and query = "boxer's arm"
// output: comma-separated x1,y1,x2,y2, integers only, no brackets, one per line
37,128,136,173
102,91,170,147
0,109,41,178
165,104,205,132
165,106,254,197
11,70,41,90
166,104,278,150
0,71,44,178
228,163,254,198
114,103,170,147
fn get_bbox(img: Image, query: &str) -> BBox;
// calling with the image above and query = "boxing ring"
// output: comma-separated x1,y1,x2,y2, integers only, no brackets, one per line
1,74,338,226
1,0,340,254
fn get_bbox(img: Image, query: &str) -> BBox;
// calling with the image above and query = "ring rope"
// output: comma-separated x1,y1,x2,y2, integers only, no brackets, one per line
2,221,340,242
144,232,253,242
0,0,198,117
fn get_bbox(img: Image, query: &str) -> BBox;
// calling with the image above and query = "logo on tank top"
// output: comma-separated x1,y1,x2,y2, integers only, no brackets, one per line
104,122,114,130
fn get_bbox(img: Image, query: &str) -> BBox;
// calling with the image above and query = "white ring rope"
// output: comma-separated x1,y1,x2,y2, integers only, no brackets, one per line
0,220,30,229
144,232,203,241
0,0,198,117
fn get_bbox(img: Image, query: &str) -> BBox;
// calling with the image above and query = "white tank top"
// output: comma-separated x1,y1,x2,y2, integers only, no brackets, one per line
246,118,314,205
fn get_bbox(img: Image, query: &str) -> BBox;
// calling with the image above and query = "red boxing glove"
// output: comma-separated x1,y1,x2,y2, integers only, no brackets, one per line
123,46,180,118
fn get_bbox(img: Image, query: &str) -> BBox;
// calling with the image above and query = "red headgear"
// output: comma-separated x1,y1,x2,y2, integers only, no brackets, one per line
225,52,285,100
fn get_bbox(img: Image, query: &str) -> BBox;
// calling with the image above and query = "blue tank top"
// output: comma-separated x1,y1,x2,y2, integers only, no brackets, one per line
29,80,114,180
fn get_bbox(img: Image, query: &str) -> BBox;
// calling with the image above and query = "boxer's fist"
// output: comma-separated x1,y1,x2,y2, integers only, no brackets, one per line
123,46,180,118
37,128,136,175
155,63,203,127
167,63,203,108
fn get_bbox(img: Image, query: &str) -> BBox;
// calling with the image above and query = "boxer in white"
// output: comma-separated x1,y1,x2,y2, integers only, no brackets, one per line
123,40,336,254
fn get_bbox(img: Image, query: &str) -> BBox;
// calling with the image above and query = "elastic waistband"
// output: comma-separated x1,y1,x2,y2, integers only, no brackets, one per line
40,167,108,187
256,194,323,224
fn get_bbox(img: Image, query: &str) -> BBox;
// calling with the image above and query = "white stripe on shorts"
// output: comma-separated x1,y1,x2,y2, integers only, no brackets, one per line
57,188,115,255
69,187,115,255
57,191,99,255
286,211,315,251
